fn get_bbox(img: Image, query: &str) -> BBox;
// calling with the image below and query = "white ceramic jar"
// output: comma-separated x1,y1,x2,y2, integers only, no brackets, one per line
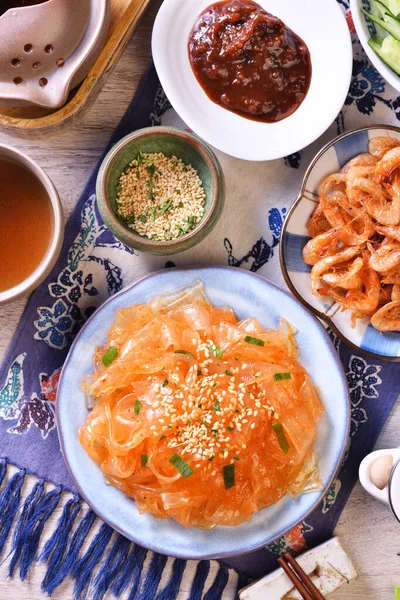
359,449,400,521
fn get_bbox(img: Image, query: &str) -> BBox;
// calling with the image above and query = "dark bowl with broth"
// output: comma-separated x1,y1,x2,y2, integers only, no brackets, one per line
0,144,63,303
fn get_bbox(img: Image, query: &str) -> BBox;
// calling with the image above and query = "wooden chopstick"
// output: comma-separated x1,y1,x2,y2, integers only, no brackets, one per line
277,552,326,600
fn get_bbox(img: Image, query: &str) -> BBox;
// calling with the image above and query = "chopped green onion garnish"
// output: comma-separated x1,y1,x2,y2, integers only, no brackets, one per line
102,346,118,367
244,335,265,347
134,400,142,415
146,164,157,178
160,435,166,441
272,421,290,454
162,379,169,387
273,372,291,382
227,426,234,431
223,464,235,490
233,455,240,461
214,401,221,412
170,453,194,478
159,199,173,214
197,370,202,376
138,214,147,223
168,424,173,429
211,429,218,437
174,350,195,359
209,344,224,359
187,419,191,426
141,455,149,467
225,369,233,376
208,454,215,462
125,214,135,225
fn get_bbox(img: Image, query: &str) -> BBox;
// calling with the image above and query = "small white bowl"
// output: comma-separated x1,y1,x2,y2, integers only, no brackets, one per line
152,0,353,161
0,144,64,304
280,126,400,362
351,0,400,92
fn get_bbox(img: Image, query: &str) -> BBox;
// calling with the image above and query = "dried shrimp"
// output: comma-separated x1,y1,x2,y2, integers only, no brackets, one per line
303,137,400,332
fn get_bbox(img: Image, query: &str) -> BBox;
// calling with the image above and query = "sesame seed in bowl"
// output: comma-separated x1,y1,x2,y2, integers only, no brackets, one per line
96,127,225,255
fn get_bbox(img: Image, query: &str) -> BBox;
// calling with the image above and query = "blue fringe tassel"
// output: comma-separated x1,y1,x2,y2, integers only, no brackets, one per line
157,558,187,600
40,495,80,563
8,479,44,577
17,485,62,580
72,521,114,600
135,552,168,600
93,534,132,600
40,496,81,593
0,459,7,487
111,544,147,598
203,565,229,600
187,560,211,600
42,508,96,596
0,469,25,557
0,464,236,600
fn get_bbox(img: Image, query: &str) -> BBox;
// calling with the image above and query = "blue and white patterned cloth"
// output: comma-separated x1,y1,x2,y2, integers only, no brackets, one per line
0,2,399,598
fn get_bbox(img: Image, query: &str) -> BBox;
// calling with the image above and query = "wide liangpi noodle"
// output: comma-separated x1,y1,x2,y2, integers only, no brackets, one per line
79,282,325,529
303,137,400,332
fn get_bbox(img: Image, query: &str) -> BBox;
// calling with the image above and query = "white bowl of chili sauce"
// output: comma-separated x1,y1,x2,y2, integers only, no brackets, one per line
152,0,352,161
0,144,64,304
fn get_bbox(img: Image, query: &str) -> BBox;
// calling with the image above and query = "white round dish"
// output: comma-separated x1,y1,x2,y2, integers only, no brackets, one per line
57,266,350,559
152,0,352,161
0,143,64,305
351,0,400,93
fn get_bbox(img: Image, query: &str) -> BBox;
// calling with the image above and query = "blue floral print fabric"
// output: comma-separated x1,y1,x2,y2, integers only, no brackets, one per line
0,1,399,582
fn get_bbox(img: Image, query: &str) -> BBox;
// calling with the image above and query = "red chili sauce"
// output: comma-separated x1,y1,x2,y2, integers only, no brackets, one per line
188,0,312,123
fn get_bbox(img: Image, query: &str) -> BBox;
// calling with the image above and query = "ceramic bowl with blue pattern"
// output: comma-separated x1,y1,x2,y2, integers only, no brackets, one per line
280,126,400,362
351,0,400,93
57,267,350,559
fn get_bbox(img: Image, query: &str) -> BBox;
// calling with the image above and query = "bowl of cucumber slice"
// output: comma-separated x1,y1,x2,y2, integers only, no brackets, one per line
352,0,400,91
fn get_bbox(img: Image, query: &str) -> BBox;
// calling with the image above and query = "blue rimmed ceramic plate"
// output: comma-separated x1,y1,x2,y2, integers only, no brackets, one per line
57,267,349,559
280,126,400,362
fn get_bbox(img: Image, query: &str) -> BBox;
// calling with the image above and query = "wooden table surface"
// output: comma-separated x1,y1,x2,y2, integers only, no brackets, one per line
0,2,399,598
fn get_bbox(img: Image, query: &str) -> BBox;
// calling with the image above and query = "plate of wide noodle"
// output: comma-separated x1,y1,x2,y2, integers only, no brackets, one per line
281,126,400,361
57,267,349,559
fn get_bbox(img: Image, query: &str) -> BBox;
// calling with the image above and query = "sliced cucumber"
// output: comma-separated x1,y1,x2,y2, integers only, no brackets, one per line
389,0,400,18
370,0,395,36
371,0,395,17
362,8,400,41
369,35,400,75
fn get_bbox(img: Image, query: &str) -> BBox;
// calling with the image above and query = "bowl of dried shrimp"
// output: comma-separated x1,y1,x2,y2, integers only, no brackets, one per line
281,125,400,361
57,267,349,559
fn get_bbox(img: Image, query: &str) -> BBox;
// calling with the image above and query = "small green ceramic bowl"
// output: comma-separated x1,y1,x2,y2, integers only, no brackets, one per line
96,126,225,255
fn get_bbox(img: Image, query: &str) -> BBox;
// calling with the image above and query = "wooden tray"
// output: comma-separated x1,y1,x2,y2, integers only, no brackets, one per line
0,0,152,137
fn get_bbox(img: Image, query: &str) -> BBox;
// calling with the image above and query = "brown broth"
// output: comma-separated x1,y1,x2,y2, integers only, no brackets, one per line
0,159,54,292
